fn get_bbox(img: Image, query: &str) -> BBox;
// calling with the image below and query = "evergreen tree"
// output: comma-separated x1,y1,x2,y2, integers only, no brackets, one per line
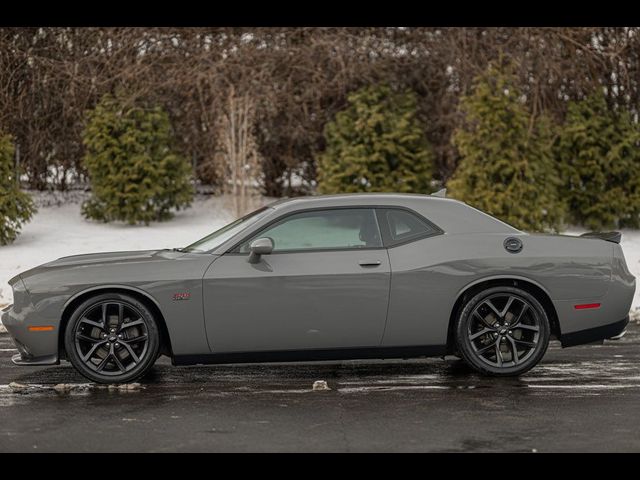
0,132,36,245
82,93,193,225
447,64,564,232
557,91,640,230
317,84,434,194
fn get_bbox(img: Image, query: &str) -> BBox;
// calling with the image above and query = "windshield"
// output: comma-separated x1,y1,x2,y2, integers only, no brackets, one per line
183,206,273,253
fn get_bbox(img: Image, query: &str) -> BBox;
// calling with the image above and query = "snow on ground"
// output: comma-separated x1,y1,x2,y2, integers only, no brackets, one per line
617,231,640,316
1,194,640,324
0,194,236,309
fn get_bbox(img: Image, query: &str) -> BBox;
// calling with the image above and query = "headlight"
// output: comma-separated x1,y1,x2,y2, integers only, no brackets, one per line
10,276,29,311
11,277,26,293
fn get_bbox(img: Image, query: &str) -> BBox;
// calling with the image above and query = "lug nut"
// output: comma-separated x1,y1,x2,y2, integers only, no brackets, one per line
115,343,119,347
118,334,122,339
106,342,110,347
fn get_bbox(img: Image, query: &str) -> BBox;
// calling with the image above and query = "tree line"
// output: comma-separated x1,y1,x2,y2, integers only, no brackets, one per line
2,27,640,244
2,27,640,193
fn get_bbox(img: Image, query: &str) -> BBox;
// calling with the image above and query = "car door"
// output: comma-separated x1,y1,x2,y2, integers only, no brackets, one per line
202,207,391,353
375,207,448,347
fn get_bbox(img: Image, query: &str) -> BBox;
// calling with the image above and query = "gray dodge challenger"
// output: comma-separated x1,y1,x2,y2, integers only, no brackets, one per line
2,193,636,383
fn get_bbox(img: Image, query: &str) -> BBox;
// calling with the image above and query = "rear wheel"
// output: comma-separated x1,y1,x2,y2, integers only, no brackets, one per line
455,286,550,376
64,293,160,384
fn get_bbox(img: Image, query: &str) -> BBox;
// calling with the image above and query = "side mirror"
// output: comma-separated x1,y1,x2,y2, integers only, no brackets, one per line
248,237,274,264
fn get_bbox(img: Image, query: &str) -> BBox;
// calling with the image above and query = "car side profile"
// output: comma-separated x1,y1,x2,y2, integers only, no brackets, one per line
2,193,636,383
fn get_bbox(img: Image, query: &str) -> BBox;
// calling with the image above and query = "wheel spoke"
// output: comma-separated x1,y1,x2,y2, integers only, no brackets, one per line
507,336,520,364
123,334,148,343
514,303,529,324
120,319,145,330
484,299,502,319
76,332,102,343
120,341,140,363
112,351,126,372
476,341,498,355
118,303,124,328
470,328,494,341
500,296,516,318
495,344,504,366
79,317,104,330
513,323,539,332
473,311,496,329
513,338,537,348
96,352,112,372
101,303,107,326
80,340,107,362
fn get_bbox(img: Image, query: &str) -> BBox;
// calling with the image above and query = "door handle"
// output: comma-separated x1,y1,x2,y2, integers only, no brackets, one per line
358,260,381,267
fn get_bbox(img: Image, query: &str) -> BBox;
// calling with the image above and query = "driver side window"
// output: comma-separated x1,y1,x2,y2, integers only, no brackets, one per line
238,208,382,253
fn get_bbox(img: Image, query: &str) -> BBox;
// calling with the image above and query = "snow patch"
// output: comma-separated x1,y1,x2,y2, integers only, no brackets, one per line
6,382,143,393
312,380,331,391
0,195,236,309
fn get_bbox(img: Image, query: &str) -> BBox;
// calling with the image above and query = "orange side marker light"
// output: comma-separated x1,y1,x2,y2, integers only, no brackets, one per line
28,326,55,332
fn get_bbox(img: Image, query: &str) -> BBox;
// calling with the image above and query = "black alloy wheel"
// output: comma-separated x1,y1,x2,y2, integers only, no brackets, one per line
455,286,550,376
65,293,160,383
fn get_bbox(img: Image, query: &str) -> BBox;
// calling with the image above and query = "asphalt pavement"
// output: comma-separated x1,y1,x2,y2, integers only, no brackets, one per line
1,323,640,452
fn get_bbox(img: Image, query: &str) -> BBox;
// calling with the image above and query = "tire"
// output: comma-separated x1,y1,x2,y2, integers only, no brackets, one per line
64,293,160,384
455,286,550,376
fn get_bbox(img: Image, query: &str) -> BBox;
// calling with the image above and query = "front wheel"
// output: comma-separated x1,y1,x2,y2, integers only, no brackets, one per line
64,293,160,384
455,286,550,376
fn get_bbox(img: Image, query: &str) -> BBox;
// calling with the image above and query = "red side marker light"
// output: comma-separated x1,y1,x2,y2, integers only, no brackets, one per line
574,303,601,310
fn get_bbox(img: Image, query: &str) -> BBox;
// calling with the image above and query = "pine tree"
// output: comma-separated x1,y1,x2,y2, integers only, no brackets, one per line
556,91,640,230
82,93,193,225
0,132,36,245
317,84,434,194
447,64,564,232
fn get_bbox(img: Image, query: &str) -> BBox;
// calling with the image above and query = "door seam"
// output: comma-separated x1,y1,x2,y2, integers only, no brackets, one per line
379,248,393,346
202,255,222,353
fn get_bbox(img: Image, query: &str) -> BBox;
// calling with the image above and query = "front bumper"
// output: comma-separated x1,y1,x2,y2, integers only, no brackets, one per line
560,316,629,347
11,353,59,366
1,304,59,366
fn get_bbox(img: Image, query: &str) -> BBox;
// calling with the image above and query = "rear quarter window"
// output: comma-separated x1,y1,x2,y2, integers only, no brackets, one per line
377,208,442,247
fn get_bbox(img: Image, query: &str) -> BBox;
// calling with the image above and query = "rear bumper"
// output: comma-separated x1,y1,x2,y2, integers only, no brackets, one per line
560,316,629,347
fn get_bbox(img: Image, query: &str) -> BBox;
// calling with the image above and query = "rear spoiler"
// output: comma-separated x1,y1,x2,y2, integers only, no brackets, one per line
580,231,622,244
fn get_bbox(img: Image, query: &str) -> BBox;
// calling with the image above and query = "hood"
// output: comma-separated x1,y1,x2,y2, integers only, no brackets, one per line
18,249,184,283
14,248,219,300
43,249,169,268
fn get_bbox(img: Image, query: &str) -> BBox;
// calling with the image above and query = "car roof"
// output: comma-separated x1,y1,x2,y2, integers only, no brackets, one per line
268,193,455,209
264,193,520,235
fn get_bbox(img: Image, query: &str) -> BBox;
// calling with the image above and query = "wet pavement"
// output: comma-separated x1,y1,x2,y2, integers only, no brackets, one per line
1,324,640,452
